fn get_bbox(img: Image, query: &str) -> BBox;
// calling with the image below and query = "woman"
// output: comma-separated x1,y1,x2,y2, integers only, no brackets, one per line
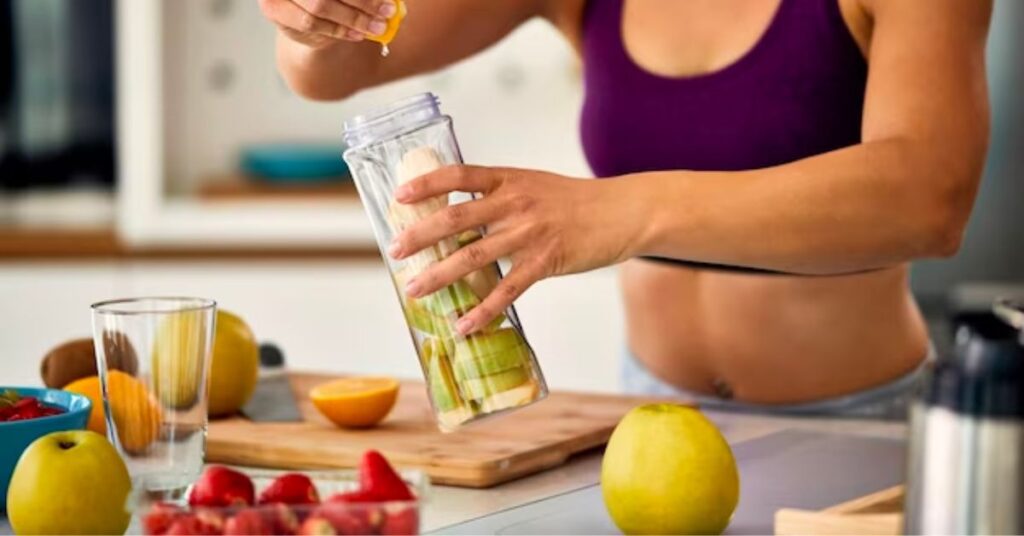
261,0,991,417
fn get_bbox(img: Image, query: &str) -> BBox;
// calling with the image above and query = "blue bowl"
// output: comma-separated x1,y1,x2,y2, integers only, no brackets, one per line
0,387,91,510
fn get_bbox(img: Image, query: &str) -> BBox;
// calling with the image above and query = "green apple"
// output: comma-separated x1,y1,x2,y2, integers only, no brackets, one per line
420,279,480,317
7,430,132,535
459,366,531,401
601,404,739,535
452,328,530,379
423,338,463,413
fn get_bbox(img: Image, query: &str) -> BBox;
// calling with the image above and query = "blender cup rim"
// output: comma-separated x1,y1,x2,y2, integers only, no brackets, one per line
343,92,443,149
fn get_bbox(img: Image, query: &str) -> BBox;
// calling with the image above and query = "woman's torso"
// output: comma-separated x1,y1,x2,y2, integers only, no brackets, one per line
563,0,929,402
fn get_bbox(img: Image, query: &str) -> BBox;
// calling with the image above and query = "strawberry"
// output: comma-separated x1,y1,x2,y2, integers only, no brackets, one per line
194,508,226,534
143,502,184,535
262,502,301,535
224,508,272,535
359,451,413,501
297,516,337,535
189,466,255,507
259,473,320,505
312,504,372,536
164,514,220,536
381,507,418,535
325,490,377,504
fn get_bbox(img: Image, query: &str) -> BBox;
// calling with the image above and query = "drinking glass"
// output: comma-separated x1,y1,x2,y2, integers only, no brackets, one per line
91,297,216,499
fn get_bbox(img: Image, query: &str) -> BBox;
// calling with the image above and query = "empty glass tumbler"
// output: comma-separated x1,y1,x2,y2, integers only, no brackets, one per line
343,93,547,431
91,297,216,498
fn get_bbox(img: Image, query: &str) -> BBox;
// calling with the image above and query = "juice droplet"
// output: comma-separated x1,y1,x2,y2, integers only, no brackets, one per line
381,44,390,57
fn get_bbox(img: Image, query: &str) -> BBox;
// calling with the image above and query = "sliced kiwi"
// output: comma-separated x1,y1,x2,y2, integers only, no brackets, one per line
459,366,531,401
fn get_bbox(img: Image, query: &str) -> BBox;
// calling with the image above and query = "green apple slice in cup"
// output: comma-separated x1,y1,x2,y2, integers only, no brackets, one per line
452,329,531,381
422,338,475,429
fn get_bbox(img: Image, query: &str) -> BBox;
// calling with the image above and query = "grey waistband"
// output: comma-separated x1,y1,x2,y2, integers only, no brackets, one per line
621,346,935,419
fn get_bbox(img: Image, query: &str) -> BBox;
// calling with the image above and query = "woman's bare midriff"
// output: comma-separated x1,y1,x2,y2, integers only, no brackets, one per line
620,260,930,404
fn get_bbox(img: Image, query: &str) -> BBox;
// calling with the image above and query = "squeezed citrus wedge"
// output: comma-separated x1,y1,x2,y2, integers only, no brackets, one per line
309,377,400,428
367,0,407,47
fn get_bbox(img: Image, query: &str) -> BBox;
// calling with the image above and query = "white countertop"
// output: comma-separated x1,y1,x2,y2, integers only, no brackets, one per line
0,412,905,535
421,411,907,532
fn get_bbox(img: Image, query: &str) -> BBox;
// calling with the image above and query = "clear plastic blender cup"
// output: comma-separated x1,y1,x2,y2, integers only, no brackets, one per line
343,93,548,431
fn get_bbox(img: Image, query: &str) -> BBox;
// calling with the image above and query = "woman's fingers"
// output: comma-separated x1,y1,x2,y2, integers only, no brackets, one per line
293,0,389,37
405,231,522,298
260,0,389,41
390,197,503,260
455,262,544,335
395,165,504,204
344,0,398,19
260,0,348,39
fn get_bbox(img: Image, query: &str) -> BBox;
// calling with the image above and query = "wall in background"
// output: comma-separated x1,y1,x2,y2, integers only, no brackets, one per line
911,0,1024,298
160,0,1024,294
0,262,624,393
161,1,589,193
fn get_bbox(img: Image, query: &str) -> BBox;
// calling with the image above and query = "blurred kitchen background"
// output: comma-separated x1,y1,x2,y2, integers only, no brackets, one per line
0,0,1021,390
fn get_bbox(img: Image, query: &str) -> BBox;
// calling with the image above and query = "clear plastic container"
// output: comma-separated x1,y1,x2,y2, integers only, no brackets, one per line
131,469,427,535
343,93,548,431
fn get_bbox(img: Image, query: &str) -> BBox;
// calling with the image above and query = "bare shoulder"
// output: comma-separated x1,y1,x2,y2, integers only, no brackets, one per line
860,0,992,33
539,0,588,52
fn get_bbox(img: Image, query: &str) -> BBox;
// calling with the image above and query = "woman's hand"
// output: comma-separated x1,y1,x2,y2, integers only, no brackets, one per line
259,0,396,48
388,166,651,335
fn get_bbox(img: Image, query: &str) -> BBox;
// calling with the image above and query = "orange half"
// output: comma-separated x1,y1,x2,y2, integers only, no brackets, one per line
309,377,400,428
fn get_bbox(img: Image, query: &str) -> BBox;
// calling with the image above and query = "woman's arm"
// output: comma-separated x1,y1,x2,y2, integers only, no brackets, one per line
390,0,992,333
263,0,548,101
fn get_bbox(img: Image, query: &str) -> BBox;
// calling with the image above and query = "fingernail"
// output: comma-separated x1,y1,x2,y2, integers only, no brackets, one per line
405,279,422,298
394,185,410,202
368,19,387,36
388,240,402,259
456,317,475,335
345,29,365,41
378,1,396,18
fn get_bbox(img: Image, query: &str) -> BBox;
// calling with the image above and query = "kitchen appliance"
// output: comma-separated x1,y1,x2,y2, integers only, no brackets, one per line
207,372,672,488
342,93,547,431
904,299,1024,535
0,0,115,192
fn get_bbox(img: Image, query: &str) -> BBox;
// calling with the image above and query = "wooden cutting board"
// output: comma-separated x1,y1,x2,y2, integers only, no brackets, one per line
206,372,675,488
775,485,904,535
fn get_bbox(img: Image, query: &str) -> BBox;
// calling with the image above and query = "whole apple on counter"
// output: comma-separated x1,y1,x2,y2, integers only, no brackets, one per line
602,404,739,535
7,430,132,535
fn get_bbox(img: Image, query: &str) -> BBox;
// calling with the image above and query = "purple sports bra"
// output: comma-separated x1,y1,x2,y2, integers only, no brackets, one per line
580,0,868,178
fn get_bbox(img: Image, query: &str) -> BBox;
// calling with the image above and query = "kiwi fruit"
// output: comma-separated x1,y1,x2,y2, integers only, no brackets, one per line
40,333,138,388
